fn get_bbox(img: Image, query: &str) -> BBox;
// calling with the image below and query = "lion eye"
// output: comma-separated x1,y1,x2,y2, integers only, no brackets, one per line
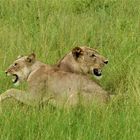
90,54,96,57
14,63,18,66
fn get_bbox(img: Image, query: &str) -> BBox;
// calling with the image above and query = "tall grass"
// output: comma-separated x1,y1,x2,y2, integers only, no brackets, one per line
0,0,139,139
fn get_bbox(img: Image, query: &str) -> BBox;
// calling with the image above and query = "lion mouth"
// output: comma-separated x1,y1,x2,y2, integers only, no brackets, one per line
93,69,102,76
12,74,19,83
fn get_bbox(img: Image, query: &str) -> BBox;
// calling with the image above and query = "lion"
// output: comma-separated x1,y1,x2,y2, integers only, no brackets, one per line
5,53,48,86
6,46,108,87
56,46,108,77
0,53,110,107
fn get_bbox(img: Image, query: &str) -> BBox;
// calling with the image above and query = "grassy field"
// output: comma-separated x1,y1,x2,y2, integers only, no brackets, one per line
0,0,139,139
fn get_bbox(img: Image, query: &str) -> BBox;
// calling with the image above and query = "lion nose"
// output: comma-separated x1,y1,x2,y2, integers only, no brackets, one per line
104,60,108,64
5,70,9,75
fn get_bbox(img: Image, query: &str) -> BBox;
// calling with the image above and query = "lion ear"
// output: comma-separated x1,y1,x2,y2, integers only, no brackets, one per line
72,47,84,59
26,53,36,63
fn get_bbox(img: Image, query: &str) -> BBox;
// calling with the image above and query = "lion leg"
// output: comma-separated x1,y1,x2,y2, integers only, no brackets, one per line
0,88,40,106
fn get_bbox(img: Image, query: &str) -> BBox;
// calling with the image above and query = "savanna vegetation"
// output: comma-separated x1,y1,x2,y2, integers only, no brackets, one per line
0,0,139,139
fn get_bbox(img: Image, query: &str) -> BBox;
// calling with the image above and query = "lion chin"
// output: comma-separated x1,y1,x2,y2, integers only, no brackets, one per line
14,80,20,86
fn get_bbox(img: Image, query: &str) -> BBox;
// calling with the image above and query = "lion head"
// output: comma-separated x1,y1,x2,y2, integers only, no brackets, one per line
57,46,108,77
5,53,36,85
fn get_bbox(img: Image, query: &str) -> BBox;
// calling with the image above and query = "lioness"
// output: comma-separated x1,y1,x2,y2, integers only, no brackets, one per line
6,46,108,87
57,46,108,77
0,53,110,107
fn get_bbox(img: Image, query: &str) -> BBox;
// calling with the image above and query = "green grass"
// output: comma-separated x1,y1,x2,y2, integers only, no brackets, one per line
0,0,139,139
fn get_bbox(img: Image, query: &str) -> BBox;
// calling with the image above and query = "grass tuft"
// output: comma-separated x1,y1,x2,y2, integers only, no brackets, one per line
0,0,139,139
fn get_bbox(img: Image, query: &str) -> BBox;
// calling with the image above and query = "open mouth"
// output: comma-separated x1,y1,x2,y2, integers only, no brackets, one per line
93,69,102,76
12,74,19,83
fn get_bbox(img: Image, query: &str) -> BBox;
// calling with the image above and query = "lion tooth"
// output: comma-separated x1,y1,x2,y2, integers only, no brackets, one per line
98,69,102,73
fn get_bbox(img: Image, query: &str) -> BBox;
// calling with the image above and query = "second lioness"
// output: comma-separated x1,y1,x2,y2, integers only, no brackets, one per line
57,46,108,77
0,53,110,107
